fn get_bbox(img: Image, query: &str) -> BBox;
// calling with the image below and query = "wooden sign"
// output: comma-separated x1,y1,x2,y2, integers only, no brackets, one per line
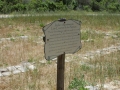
43,19,81,60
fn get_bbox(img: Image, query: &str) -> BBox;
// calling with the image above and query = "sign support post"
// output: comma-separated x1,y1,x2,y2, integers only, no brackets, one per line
42,19,81,90
57,53,65,90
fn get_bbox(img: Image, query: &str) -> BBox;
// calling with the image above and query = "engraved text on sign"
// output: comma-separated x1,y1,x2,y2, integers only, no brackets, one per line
43,20,81,60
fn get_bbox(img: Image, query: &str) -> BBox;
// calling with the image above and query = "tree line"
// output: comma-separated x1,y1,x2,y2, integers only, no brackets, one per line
0,0,120,14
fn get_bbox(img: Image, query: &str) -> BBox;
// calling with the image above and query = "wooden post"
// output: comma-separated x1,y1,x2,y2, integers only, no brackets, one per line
57,53,65,90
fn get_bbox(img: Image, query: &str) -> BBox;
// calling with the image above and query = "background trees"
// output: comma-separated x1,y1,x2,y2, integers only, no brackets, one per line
0,0,120,13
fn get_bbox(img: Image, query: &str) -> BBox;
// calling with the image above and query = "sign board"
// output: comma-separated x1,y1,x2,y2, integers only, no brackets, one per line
43,19,81,60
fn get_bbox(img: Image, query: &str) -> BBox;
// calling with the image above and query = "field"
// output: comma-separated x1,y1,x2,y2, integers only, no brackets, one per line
0,11,120,90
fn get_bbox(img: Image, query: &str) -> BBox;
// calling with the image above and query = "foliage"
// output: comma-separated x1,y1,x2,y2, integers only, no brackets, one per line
0,0,120,13
0,1,4,12
107,2,120,12
69,76,88,90
90,0,120,12
56,1,68,11
83,5,91,11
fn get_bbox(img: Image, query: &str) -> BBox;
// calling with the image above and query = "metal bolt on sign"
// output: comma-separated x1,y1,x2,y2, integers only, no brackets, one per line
43,19,82,90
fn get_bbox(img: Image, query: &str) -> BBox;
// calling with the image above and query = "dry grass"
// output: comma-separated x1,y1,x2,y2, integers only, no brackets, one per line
0,12,120,90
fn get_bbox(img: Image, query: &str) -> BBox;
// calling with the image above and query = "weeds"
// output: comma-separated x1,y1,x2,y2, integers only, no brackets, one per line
69,76,88,90
39,22,45,28
0,12,120,90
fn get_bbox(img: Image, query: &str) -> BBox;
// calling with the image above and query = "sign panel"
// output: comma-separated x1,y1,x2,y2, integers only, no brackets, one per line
43,19,81,60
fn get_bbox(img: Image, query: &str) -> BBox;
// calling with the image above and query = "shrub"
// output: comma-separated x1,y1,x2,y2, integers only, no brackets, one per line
91,0,101,11
13,3,26,12
2,4,12,13
0,0,120,13
0,1,4,11
25,0,34,11
83,5,91,11
69,76,88,90
107,2,120,12
46,0,56,11
56,1,68,11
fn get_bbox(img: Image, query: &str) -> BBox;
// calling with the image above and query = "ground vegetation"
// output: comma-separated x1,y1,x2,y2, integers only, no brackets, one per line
0,0,120,13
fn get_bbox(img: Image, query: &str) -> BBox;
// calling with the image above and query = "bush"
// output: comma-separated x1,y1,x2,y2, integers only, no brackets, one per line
0,0,120,13
26,0,67,12
107,2,120,12
69,76,88,90
91,0,101,11
83,5,91,11
13,3,26,12
0,1,4,10
26,0,35,11
2,4,12,13
56,1,68,11
46,0,56,11
36,2,48,12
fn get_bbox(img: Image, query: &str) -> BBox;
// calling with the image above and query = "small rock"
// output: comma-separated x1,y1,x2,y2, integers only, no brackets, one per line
1,72,11,76
39,60,47,64
21,62,36,70
27,64,35,70
36,41,43,45
105,33,111,36
52,58,57,61
0,73,3,76
96,50,101,54
0,68,8,73
85,85,99,90
82,57,89,60
112,35,118,38
15,66,25,72
65,60,70,62
7,66,17,71
12,70,21,74
1,38,11,41
20,36,28,39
